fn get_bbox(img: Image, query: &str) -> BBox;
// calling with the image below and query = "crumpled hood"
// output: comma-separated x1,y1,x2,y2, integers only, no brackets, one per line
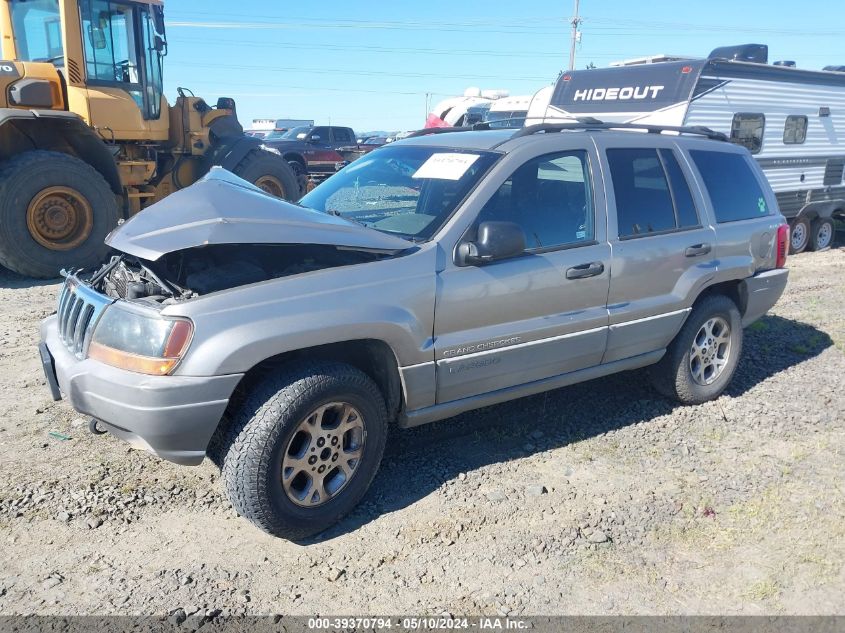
105,167,413,261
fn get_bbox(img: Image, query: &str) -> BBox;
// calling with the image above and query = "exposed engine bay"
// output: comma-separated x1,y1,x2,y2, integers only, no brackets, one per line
90,244,387,304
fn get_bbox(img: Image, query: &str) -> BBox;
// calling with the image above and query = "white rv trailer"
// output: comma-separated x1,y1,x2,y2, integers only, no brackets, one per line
426,88,510,128
528,44,845,253
482,94,533,128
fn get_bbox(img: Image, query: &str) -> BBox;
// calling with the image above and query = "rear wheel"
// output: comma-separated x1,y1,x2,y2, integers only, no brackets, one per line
212,362,388,541
232,149,300,200
789,217,811,254
809,217,834,252
650,295,743,405
0,151,119,278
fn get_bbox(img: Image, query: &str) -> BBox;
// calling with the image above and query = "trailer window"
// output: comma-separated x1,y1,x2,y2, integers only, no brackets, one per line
730,113,765,154
690,150,771,223
783,115,808,144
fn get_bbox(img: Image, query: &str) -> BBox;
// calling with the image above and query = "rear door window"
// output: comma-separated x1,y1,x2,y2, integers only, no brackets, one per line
332,128,354,143
690,150,771,222
660,149,699,228
606,148,676,237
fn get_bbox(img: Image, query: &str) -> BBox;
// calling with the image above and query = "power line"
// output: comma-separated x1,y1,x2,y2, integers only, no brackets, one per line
170,36,567,59
174,61,555,83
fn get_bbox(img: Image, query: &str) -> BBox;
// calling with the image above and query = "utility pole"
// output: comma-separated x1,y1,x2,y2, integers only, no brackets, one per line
568,0,581,71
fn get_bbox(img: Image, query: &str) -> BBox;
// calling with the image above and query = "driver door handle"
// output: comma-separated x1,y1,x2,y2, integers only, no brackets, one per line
685,243,712,257
566,262,604,280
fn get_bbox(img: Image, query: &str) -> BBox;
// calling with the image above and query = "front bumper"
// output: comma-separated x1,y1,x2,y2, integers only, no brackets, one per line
40,315,243,465
740,268,790,327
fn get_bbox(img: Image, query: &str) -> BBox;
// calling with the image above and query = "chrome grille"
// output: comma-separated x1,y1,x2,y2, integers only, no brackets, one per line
56,276,114,359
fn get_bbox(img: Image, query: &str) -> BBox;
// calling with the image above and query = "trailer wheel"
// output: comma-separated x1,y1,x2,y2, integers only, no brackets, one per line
809,217,834,252
233,150,300,200
788,217,811,254
0,151,119,278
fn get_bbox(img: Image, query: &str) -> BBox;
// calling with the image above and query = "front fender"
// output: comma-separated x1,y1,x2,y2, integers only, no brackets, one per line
209,135,263,171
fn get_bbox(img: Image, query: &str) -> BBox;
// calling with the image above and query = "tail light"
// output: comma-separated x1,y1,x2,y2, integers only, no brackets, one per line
776,223,789,268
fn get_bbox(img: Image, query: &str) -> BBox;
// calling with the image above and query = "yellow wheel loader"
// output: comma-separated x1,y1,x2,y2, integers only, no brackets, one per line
0,0,299,278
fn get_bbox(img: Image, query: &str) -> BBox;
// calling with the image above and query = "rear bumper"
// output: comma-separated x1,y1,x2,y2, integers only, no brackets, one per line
740,268,789,327
40,315,243,466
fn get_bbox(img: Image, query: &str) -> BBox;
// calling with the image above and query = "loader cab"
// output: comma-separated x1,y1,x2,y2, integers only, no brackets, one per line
5,0,169,140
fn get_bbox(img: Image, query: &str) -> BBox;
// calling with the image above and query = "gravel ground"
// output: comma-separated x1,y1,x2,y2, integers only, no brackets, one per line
0,236,843,617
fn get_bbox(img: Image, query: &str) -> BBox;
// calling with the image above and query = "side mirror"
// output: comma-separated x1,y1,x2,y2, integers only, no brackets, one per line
309,134,322,143
88,24,107,50
457,221,526,266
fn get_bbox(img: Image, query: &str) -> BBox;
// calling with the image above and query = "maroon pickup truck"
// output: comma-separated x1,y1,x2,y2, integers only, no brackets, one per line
263,125,357,185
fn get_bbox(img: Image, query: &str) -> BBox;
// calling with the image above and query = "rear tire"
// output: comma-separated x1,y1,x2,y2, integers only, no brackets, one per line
232,149,300,200
788,217,811,254
650,295,743,405
0,151,119,279
213,362,388,541
809,217,834,252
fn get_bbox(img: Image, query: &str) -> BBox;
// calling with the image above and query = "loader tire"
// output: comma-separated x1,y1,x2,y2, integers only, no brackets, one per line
233,149,301,200
0,151,120,279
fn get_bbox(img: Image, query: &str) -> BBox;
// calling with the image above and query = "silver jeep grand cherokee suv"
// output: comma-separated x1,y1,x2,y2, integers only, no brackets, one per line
39,122,790,540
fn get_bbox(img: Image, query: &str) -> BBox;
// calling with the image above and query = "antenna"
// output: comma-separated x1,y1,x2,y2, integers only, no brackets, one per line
568,0,582,71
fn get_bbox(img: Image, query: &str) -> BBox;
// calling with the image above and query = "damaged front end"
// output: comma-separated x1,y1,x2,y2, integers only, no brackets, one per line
86,168,412,303
92,243,389,304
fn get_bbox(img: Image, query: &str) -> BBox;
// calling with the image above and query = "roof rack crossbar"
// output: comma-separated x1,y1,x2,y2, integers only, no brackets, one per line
511,121,728,142
404,127,478,138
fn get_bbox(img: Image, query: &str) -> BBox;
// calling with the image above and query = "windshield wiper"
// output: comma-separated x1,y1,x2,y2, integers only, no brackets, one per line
326,208,367,227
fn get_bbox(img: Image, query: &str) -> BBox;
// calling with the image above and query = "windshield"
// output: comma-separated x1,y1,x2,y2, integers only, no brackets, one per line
9,0,63,62
279,126,312,139
299,145,500,240
483,110,527,129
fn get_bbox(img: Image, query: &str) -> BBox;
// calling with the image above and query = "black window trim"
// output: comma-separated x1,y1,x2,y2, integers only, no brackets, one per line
730,112,766,155
783,114,808,145
455,147,599,264
659,147,702,230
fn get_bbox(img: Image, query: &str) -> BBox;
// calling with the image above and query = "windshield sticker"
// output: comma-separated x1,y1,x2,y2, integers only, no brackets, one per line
413,153,480,180
758,197,767,213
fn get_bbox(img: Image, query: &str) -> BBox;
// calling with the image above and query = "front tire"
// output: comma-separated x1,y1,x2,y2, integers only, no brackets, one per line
213,362,387,541
232,149,300,200
789,217,811,254
650,295,743,405
0,151,120,278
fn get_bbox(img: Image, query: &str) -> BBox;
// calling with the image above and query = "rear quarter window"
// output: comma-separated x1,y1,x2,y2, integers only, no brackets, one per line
689,150,771,223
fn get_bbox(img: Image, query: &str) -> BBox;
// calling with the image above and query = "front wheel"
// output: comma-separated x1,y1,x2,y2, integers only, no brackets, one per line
232,149,300,201
650,295,743,405
789,217,811,254
0,151,120,278
212,362,388,541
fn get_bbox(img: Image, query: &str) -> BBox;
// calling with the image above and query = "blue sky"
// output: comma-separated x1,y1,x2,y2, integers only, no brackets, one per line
162,0,845,134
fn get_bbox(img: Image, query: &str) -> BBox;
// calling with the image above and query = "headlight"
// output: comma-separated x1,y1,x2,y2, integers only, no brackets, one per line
260,144,281,156
87,304,193,375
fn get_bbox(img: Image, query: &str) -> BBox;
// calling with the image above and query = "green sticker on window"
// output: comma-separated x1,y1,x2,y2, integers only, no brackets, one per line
758,197,767,213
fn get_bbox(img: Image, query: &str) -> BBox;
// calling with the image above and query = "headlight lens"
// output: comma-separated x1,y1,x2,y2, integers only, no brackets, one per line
87,304,193,375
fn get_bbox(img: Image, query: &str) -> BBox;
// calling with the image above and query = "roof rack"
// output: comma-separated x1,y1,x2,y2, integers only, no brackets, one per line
511,120,728,142
404,127,477,138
